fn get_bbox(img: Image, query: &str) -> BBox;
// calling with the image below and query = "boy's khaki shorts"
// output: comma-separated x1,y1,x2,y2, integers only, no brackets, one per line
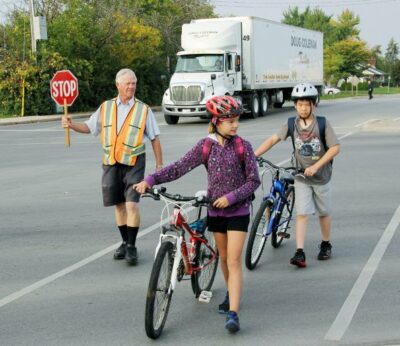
294,180,331,216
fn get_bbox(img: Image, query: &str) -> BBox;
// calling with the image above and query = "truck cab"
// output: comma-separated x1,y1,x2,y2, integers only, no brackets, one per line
162,20,243,125
162,50,241,124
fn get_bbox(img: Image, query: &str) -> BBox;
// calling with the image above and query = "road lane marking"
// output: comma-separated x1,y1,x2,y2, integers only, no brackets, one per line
325,204,400,341
0,207,194,308
354,119,379,128
0,128,372,309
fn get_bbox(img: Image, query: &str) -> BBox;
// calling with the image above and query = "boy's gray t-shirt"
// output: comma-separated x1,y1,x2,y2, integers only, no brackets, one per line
276,116,339,185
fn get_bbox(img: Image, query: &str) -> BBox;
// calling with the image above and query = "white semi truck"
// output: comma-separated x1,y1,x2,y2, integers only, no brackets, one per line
162,16,324,124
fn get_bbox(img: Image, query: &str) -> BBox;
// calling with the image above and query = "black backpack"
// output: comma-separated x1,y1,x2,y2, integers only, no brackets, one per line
287,116,332,165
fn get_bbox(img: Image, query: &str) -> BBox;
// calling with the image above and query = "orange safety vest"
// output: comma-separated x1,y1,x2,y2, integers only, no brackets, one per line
100,98,148,166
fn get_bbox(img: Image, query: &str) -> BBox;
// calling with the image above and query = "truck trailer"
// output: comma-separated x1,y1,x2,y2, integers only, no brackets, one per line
162,16,324,124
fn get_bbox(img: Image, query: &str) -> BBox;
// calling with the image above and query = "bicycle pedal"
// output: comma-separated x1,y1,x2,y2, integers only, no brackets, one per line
278,232,290,239
198,290,212,303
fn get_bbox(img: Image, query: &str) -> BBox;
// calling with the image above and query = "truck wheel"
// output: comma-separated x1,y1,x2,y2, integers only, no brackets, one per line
250,93,260,118
273,101,284,108
260,92,268,117
164,114,179,125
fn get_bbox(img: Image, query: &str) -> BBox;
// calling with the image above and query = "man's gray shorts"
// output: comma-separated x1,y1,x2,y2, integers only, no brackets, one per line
101,154,145,207
294,180,332,216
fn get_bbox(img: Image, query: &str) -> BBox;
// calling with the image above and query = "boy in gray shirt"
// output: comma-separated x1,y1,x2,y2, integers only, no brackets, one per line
255,83,340,267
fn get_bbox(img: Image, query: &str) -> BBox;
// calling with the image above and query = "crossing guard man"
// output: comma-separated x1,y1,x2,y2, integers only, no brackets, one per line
62,68,163,265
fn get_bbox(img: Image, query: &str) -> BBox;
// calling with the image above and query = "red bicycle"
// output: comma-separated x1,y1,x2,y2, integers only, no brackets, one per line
143,187,219,339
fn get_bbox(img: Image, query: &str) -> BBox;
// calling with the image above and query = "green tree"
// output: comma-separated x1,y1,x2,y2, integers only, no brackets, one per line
384,38,400,85
332,9,360,41
331,38,370,81
0,0,215,115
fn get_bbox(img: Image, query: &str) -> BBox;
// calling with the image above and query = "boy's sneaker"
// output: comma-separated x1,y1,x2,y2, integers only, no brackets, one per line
218,291,229,314
318,241,332,260
290,249,307,268
225,311,240,333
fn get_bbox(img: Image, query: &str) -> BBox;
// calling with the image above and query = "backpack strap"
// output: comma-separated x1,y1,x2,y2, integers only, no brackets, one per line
287,116,296,151
202,136,245,171
316,116,333,165
202,138,213,169
316,116,327,151
233,136,245,168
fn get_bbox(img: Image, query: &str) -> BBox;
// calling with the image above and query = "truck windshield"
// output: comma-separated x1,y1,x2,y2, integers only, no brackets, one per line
175,54,224,73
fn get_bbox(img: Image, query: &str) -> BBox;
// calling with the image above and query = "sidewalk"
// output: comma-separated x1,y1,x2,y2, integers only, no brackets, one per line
0,112,92,126
0,106,162,126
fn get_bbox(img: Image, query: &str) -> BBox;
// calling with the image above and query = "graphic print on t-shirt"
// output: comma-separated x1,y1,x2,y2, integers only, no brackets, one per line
294,130,321,161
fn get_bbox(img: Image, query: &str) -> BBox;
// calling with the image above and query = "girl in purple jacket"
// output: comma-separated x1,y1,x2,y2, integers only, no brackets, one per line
134,95,260,333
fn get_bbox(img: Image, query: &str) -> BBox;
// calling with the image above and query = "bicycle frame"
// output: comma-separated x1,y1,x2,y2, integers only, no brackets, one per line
261,166,294,237
153,196,217,294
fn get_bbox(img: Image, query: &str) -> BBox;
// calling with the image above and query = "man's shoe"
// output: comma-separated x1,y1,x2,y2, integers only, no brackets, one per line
218,291,229,314
113,242,126,260
225,311,240,333
290,249,307,268
125,245,138,265
318,241,332,260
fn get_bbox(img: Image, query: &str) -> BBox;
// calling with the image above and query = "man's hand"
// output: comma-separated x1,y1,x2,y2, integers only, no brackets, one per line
133,181,150,194
213,196,229,209
61,115,72,128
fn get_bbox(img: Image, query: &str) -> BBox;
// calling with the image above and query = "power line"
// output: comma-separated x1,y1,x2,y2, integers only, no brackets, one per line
211,0,400,9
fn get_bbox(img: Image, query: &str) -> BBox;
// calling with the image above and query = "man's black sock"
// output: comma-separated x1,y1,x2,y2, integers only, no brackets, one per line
127,226,139,246
118,225,128,242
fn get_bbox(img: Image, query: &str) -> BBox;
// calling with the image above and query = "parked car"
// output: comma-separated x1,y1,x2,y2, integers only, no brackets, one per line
324,86,341,95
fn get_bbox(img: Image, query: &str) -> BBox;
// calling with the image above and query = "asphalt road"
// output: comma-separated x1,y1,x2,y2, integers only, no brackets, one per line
1,96,400,346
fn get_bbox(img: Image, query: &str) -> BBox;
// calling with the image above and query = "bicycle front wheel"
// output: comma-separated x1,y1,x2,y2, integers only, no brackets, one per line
271,186,295,248
145,241,174,339
245,199,272,270
191,218,219,297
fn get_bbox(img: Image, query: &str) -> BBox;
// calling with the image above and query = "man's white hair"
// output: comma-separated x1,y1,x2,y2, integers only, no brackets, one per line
115,69,137,84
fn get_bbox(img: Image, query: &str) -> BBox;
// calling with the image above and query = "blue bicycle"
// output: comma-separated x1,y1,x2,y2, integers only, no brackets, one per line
245,158,298,270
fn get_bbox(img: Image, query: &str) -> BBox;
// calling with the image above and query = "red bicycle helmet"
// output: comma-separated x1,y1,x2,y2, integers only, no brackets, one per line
206,95,242,124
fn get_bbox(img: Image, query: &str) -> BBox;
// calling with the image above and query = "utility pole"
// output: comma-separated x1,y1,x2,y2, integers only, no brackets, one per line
29,0,36,54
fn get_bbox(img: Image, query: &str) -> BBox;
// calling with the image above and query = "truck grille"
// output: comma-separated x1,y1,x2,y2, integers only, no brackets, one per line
171,85,202,105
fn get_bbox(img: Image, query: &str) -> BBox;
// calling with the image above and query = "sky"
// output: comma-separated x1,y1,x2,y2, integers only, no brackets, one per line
211,0,400,52
1,0,399,52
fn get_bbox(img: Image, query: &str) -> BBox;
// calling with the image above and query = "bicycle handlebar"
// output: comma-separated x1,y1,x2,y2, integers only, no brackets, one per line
143,186,211,206
256,157,304,175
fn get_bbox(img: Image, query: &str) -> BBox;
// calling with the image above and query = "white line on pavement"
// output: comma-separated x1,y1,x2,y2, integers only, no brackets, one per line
0,128,366,309
0,208,193,309
325,204,400,341
354,118,379,127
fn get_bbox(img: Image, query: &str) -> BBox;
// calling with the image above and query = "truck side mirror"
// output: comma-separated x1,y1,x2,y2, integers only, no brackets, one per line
235,55,241,72
211,74,216,80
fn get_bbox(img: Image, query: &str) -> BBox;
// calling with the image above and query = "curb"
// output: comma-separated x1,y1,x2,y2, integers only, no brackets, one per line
0,113,91,126
0,106,162,126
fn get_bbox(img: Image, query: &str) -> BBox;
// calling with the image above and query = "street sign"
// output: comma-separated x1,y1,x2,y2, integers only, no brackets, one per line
50,70,79,106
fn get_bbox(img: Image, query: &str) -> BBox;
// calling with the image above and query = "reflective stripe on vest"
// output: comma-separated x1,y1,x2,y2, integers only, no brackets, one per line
100,98,148,166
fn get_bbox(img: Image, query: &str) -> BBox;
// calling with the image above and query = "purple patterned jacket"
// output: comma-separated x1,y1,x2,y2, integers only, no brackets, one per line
144,135,260,217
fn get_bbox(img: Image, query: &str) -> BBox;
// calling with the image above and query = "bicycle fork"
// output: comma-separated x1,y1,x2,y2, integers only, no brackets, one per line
169,236,183,294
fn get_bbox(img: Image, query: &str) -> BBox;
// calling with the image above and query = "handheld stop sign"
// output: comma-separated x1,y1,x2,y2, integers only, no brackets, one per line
50,70,79,147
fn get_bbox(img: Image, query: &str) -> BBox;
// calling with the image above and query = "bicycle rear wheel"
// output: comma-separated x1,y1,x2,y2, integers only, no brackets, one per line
271,186,295,248
145,241,174,339
191,218,219,297
245,199,272,270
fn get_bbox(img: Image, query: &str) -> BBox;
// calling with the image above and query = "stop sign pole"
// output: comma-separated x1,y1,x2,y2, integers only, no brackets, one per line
50,70,79,147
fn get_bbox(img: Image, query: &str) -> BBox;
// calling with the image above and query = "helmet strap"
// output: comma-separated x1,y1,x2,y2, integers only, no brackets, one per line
213,125,231,141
